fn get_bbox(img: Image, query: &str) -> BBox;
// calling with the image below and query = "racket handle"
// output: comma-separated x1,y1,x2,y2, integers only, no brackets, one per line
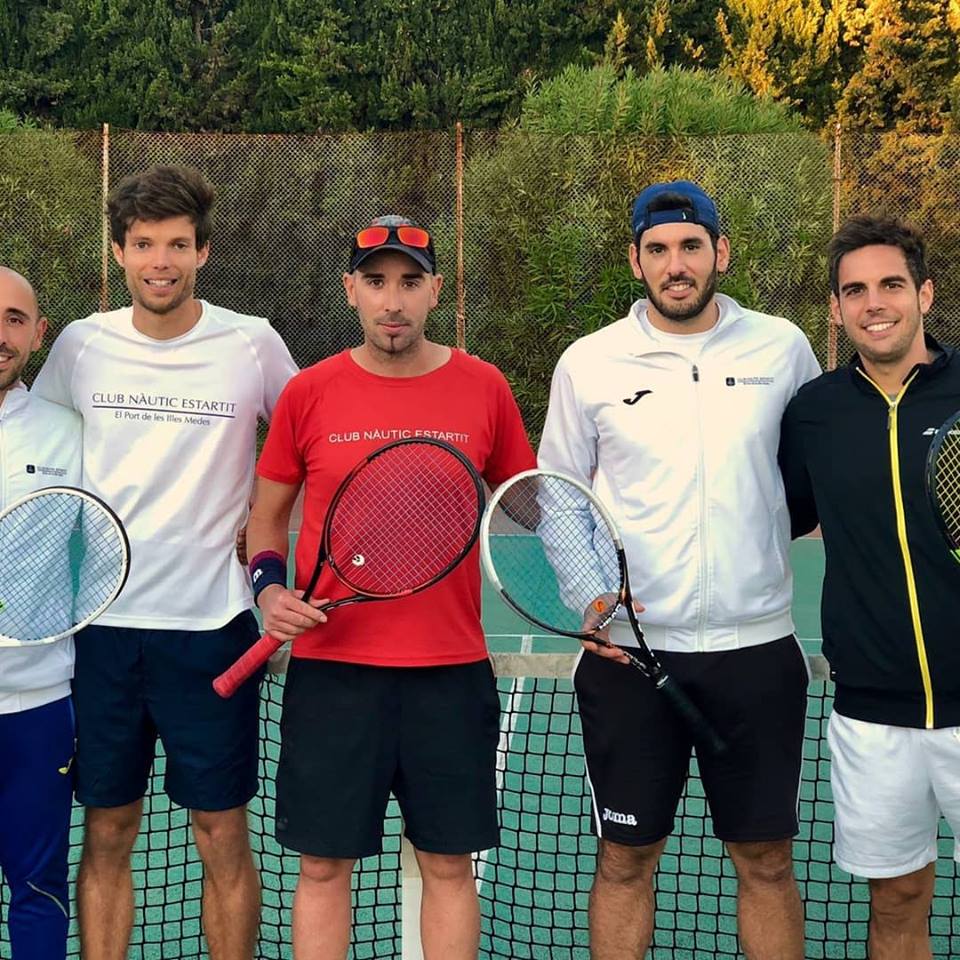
655,674,728,755
212,632,284,699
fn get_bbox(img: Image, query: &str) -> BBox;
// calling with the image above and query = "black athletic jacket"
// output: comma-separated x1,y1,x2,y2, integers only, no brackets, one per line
779,336,960,728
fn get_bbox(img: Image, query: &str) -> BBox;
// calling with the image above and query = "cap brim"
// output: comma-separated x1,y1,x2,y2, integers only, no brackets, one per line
350,243,435,274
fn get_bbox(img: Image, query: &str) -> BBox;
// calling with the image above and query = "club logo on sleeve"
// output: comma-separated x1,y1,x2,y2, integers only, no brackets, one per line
602,807,638,826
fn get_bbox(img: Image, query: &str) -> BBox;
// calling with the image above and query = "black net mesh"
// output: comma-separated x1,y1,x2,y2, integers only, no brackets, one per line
3,659,958,959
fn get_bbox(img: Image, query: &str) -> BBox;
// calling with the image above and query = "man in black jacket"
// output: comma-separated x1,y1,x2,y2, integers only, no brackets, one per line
779,215,960,960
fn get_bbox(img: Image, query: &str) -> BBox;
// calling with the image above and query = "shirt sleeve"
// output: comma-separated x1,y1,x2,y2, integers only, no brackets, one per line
255,323,299,421
257,378,306,486
30,326,81,410
778,395,819,538
537,350,598,485
482,369,536,487
791,332,822,396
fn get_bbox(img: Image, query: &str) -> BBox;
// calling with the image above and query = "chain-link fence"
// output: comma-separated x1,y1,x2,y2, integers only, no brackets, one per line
4,125,959,435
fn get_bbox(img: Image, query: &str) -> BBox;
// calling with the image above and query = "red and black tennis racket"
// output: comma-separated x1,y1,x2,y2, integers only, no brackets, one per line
213,438,484,697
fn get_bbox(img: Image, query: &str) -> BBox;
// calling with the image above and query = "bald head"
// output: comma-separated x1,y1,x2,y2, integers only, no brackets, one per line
0,266,46,403
0,267,40,320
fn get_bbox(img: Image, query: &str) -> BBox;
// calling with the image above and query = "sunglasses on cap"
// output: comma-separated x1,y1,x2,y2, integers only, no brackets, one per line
353,224,432,250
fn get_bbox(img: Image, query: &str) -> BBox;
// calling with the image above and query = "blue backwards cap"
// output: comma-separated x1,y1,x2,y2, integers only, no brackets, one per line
631,181,720,238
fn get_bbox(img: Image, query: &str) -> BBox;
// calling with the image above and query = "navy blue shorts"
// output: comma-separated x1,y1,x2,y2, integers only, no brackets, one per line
73,611,262,811
276,658,501,859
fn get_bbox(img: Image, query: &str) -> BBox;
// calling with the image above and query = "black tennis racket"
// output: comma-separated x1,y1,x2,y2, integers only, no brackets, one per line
925,409,960,563
481,469,725,752
0,486,130,646
214,437,485,697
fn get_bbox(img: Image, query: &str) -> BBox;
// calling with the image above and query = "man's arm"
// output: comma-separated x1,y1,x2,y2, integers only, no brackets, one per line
247,477,328,643
778,399,819,538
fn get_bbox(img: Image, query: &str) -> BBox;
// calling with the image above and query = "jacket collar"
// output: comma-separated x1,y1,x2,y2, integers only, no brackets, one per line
0,381,28,420
848,333,953,391
628,293,742,353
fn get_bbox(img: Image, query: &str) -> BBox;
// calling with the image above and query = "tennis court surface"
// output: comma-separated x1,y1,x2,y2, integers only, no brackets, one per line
2,537,958,958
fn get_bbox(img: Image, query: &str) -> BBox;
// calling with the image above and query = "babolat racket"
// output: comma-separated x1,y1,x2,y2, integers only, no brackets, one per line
481,469,725,752
925,409,960,563
0,486,130,645
213,438,485,697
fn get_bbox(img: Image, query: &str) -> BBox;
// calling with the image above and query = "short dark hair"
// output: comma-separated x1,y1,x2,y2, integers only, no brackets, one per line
635,190,719,250
108,165,215,249
828,215,927,295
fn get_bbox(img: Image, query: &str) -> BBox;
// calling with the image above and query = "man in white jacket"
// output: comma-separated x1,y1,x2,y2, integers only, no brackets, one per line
538,181,820,960
0,266,82,960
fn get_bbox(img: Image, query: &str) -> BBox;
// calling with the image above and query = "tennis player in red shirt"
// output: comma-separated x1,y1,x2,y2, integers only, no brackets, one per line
246,216,535,960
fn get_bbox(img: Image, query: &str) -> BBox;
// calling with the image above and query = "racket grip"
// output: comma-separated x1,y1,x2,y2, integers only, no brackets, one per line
656,674,728,755
212,632,284,699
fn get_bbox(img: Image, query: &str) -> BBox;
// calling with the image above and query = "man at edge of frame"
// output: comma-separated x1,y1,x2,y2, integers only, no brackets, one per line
0,267,82,960
779,215,960,960
31,165,298,960
538,180,821,960
244,215,536,960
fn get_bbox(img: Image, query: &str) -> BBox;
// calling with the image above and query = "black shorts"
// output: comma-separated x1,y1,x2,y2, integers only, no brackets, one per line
574,634,809,845
73,611,263,811
276,657,500,859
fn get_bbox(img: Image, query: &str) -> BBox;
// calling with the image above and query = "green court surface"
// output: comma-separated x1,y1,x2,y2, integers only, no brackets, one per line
4,536,959,959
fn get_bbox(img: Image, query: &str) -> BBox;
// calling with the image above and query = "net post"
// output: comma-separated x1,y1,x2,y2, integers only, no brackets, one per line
400,830,423,959
828,119,842,371
455,120,466,352
100,122,111,312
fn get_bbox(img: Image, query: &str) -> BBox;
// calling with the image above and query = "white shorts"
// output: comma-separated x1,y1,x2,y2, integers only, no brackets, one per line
828,710,960,878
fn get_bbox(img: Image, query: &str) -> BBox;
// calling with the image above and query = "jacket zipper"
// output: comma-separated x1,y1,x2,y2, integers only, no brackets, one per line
692,363,709,649
856,367,934,727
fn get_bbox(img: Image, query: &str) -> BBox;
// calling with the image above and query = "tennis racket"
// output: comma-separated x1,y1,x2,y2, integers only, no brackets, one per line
213,437,485,698
925,409,960,563
0,486,130,645
481,469,725,752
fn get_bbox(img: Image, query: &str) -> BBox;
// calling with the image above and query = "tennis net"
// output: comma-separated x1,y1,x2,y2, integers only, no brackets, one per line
1,651,958,959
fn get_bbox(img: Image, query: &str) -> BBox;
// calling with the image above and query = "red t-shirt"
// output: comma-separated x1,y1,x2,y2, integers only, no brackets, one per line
256,348,536,666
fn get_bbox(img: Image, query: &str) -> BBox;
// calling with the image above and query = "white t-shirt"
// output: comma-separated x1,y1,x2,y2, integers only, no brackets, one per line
32,302,297,630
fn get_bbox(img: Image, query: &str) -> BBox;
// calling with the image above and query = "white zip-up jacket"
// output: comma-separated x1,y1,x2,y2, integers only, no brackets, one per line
0,383,82,712
538,294,821,654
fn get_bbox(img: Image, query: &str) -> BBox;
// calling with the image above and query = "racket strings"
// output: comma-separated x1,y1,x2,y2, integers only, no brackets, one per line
486,475,621,635
328,444,480,595
0,492,127,644
933,430,960,546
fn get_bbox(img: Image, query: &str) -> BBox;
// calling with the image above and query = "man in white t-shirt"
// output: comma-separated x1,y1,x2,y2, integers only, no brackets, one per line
32,165,297,960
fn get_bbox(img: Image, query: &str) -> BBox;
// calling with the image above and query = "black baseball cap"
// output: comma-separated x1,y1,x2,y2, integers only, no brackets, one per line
349,215,437,274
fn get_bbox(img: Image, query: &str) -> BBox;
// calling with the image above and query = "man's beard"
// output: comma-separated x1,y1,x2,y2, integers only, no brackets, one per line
646,267,718,323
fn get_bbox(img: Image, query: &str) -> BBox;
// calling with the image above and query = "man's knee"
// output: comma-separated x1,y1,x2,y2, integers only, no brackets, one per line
192,806,252,860
299,855,355,888
596,839,665,886
870,868,935,923
414,850,474,886
726,840,796,887
82,803,142,861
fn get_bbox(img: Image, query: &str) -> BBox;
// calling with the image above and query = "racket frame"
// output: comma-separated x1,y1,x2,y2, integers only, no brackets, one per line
0,485,130,646
925,410,960,564
481,468,726,751
214,438,484,697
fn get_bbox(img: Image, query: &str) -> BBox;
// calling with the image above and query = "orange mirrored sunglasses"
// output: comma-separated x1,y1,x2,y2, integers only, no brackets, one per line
354,225,432,249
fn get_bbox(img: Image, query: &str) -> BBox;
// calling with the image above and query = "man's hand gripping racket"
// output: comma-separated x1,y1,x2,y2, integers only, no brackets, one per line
481,469,726,753
213,438,485,697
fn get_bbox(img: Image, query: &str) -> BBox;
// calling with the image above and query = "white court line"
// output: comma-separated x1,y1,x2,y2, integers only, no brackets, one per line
475,633,535,893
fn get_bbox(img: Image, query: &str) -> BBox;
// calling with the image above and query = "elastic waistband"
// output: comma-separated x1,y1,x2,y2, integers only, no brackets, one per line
608,609,795,654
